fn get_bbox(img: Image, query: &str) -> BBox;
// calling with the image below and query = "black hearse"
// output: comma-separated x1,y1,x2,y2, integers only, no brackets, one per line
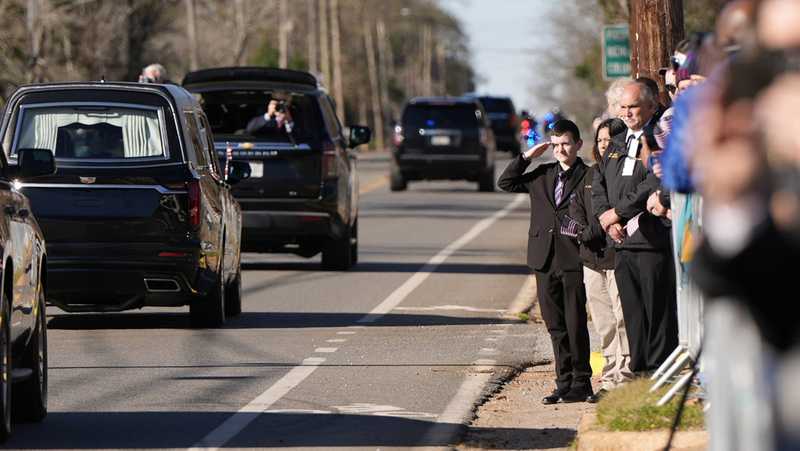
0,82,249,327
183,67,371,270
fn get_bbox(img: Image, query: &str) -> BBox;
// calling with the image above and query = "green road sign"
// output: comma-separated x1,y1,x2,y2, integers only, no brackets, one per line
603,25,631,79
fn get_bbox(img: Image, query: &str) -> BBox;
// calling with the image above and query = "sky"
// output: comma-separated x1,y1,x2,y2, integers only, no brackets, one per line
438,0,556,113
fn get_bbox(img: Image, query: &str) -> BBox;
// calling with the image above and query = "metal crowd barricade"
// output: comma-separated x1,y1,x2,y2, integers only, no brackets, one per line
650,192,704,405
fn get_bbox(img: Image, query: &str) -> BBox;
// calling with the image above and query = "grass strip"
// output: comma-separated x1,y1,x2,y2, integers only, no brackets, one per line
595,378,704,431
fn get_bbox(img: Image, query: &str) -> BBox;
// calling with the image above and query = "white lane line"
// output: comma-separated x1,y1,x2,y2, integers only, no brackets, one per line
191,194,525,449
394,305,507,314
420,359,497,446
315,347,338,353
326,339,347,343
485,337,499,342
489,329,508,335
480,348,498,355
358,194,526,324
189,357,326,450
337,331,357,335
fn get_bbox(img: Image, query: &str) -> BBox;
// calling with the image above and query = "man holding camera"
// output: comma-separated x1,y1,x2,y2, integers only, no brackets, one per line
246,99,294,136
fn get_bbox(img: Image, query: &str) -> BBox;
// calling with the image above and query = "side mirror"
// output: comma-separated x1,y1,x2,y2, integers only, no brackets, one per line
16,148,56,179
226,160,251,185
347,125,372,149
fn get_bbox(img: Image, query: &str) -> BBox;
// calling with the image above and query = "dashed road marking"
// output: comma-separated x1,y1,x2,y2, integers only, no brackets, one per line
326,339,347,343
337,331,357,335
314,347,338,353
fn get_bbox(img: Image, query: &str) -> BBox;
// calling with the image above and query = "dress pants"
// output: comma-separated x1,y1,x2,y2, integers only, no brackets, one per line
535,269,592,392
584,267,633,390
614,249,678,372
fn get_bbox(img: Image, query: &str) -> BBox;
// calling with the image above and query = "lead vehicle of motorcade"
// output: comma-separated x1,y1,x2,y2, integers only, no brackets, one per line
183,67,371,270
0,148,55,442
0,82,249,327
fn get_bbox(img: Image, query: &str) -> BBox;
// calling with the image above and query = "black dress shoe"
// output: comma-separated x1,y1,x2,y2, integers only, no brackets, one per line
560,388,595,403
541,389,569,405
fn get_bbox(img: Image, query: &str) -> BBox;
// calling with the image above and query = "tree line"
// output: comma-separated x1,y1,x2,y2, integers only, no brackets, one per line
0,0,476,150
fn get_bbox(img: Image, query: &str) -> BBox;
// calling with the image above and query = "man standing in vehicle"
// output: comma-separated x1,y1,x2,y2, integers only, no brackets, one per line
498,119,595,404
246,98,294,136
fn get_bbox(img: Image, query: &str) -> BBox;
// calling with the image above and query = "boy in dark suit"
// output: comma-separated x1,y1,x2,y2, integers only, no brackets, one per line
498,119,594,404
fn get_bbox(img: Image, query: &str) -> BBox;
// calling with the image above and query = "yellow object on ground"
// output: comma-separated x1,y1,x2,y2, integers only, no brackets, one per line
590,352,605,377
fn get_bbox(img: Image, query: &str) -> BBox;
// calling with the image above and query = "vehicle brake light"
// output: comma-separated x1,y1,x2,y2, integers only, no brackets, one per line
322,142,338,179
393,125,404,146
187,179,201,229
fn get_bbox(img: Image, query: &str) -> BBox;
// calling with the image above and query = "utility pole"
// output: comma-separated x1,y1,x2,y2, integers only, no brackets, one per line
363,16,384,150
185,0,199,71
319,0,330,88
330,0,345,121
629,0,684,89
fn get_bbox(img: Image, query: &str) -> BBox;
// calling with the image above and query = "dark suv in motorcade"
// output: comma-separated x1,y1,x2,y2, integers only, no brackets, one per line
0,82,250,327
471,95,519,155
183,67,371,270
390,97,496,192
0,148,54,442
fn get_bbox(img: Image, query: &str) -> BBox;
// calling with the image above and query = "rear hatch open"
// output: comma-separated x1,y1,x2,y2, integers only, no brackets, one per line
184,78,326,200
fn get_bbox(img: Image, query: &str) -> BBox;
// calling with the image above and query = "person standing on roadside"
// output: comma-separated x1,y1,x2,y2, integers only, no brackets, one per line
569,118,633,398
498,120,595,404
593,81,678,374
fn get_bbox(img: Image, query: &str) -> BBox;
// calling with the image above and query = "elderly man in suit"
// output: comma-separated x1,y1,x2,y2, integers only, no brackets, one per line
498,119,595,404
593,81,678,374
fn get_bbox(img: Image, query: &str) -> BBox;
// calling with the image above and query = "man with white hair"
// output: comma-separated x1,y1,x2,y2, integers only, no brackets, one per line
139,63,170,84
592,80,678,374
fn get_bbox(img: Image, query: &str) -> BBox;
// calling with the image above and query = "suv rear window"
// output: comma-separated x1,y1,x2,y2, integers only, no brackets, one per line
14,104,165,160
402,104,482,129
195,90,324,145
479,97,515,114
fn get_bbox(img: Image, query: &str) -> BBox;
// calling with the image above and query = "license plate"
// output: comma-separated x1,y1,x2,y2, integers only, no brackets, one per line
431,135,451,146
248,161,264,178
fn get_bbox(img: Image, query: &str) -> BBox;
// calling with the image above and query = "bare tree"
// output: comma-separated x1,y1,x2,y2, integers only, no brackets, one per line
307,0,318,74
330,0,344,120
185,0,198,70
318,0,330,87
363,14,384,149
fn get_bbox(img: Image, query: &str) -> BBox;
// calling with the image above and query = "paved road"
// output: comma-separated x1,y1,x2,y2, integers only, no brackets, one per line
8,153,549,450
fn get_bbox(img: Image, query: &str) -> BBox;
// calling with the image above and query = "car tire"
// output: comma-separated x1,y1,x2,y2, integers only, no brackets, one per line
322,225,353,271
224,271,242,318
350,218,359,266
0,290,11,443
478,166,495,192
390,166,407,192
190,268,226,328
13,283,47,423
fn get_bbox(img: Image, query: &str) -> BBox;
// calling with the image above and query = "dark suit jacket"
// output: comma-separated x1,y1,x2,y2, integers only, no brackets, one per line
569,164,615,271
498,155,588,272
245,115,280,136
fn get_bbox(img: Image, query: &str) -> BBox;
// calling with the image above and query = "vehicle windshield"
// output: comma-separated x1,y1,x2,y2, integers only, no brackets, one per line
194,90,323,145
402,104,481,129
15,104,165,160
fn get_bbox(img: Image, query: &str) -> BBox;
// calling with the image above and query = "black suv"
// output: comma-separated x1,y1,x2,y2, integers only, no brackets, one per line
183,67,371,270
0,82,249,327
0,149,54,442
472,96,519,154
390,97,496,192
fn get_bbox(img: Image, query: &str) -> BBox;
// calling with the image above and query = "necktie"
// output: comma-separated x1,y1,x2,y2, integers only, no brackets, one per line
554,171,567,205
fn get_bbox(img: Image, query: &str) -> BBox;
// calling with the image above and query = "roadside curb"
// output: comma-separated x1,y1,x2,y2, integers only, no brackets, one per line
575,412,708,451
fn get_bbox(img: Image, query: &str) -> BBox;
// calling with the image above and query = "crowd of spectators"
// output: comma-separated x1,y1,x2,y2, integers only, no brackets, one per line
503,3,800,444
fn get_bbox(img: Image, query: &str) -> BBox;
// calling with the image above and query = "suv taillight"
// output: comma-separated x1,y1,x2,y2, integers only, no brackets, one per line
322,142,338,179
187,179,201,229
393,125,404,147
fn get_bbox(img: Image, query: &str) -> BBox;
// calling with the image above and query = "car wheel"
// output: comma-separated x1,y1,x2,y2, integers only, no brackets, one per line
350,218,359,266
321,224,353,271
13,283,47,423
0,291,11,443
390,165,407,192
478,166,495,192
224,270,242,318
190,267,226,328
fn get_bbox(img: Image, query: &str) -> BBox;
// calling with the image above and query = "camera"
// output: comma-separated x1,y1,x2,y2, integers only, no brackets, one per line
274,101,286,113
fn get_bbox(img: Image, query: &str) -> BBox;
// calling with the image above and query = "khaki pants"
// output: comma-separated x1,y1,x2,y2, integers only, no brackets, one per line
584,266,633,390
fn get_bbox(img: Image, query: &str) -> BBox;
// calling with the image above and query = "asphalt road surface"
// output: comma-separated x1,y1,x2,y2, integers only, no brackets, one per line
8,152,549,450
